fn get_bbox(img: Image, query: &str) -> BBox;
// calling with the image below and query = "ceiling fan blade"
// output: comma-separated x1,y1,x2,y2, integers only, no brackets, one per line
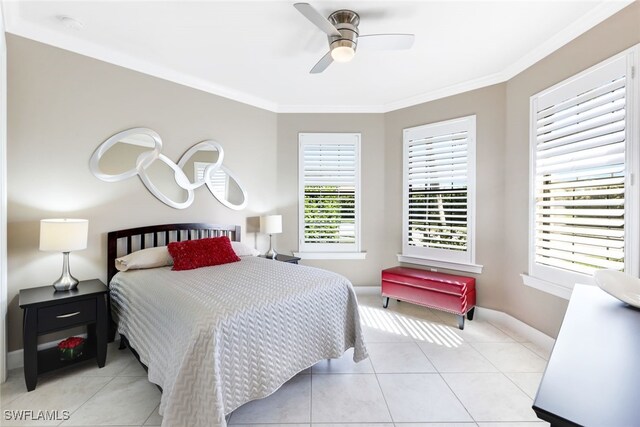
294,3,341,37
358,34,415,50
310,51,333,74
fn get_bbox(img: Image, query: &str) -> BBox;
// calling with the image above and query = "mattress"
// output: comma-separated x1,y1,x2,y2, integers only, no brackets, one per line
109,256,368,427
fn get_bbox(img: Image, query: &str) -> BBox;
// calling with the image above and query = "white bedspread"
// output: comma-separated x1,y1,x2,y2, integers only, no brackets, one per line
109,256,367,427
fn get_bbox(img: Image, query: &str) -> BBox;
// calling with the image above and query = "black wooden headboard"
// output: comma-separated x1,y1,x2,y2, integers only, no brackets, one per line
106,223,241,284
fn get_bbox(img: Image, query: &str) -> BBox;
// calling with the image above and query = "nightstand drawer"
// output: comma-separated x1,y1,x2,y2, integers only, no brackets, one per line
38,299,96,332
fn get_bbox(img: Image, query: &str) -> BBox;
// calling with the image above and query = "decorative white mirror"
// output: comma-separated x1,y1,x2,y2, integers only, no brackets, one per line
177,140,225,190
89,128,162,182
90,129,249,210
137,154,194,210
207,165,248,210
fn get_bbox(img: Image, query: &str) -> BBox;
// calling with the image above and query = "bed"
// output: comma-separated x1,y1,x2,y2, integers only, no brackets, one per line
106,223,367,427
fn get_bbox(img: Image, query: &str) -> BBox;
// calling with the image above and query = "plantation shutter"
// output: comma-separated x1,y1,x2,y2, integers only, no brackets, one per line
403,116,475,264
533,55,628,276
299,134,360,252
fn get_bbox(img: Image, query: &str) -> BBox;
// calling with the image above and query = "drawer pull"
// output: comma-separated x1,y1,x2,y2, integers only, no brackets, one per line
56,311,81,319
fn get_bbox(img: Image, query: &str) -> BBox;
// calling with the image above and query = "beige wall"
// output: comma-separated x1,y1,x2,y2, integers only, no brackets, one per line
384,84,507,312
6,35,278,351
5,2,640,353
501,1,640,337
276,114,387,286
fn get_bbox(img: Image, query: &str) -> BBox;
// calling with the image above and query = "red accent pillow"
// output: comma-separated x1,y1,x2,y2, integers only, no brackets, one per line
168,236,240,271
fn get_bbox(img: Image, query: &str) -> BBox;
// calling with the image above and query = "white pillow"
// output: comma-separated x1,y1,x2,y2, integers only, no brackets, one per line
115,246,173,272
231,241,260,257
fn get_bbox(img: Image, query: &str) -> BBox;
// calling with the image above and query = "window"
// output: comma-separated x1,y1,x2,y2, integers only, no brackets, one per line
399,115,479,273
296,133,363,258
526,45,639,295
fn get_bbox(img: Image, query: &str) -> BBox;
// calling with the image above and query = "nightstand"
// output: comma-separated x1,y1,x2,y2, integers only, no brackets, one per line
260,254,301,264
19,279,108,391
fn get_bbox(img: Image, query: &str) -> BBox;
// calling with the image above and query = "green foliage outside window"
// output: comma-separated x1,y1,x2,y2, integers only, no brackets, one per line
304,185,355,244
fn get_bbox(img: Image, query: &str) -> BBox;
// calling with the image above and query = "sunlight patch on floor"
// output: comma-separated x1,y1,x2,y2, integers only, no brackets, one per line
359,305,462,347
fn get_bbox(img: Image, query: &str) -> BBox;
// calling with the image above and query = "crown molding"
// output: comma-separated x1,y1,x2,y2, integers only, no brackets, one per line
3,0,633,114
3,2,279,112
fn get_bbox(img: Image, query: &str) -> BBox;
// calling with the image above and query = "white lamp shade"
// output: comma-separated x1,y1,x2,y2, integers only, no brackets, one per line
40,219,89,252
260,215,282,235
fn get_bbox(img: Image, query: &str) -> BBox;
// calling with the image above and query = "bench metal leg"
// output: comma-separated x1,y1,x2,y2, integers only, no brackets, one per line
457,315,465,330
467,307,476,321
382,297,390,309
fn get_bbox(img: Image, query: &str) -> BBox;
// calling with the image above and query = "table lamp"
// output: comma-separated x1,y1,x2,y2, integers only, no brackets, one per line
260,215,282,259
40,219,88,291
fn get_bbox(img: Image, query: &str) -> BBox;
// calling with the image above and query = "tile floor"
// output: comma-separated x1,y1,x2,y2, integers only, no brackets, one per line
1,294,551,427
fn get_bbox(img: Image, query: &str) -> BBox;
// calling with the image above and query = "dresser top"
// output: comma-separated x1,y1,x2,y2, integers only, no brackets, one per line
533,284,640,425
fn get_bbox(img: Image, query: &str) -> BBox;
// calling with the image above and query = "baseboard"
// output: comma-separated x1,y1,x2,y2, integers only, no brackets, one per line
476,307,555,353
353,285,380,295
7,333,88,371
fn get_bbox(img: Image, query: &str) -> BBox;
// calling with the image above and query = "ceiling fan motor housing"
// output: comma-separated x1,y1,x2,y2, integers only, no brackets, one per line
328,9,360,55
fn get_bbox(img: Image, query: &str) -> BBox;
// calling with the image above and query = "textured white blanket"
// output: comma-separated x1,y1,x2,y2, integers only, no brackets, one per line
110,256,367,427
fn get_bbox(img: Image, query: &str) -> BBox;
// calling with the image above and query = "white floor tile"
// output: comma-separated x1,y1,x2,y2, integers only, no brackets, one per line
2,301,556,427
394,424,478,427
455,321,515,344
61,376,160,426
311,374,391,423
377,374,472,423
418,342,498,373
1,375,112,426
367,343,436,373
477,423,549,427
143,404,162,426
470,343,546,373
442,373,539,422
361,325,416,343
118,359,148,377
233,425,310,427
312,348,374,374
230,375,311,424
1,368,30,406
312,424,393,427
484,322,530,343
522,342,552,361
504,373,543,399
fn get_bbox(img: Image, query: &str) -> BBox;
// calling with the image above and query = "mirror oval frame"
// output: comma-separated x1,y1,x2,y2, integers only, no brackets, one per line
176,140,225,190
89,128,162,182
137,153,195,210
207,165,249,211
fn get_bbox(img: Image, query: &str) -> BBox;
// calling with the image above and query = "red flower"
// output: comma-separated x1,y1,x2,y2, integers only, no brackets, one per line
58,336,85,350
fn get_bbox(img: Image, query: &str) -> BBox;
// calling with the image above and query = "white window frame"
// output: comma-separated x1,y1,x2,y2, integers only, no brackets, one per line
398,115,481,274
295,133,364,260
524,44,640,298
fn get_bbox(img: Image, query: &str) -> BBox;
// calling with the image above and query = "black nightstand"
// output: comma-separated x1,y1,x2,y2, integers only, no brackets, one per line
260,254,301,264
19,279,108,391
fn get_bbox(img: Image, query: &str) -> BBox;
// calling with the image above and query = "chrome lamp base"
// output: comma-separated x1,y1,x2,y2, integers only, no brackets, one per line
265,234,278,260
52,252,79,291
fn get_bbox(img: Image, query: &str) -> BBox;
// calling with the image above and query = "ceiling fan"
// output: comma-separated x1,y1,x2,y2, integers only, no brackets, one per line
294,3,415,74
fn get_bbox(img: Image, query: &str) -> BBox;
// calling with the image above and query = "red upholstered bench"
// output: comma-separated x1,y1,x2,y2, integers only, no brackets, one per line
381,266,476,329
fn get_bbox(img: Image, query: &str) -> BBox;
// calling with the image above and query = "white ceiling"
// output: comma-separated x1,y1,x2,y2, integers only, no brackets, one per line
2,1,632,113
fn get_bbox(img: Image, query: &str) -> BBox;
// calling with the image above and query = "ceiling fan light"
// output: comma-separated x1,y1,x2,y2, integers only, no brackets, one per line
331,46,355,62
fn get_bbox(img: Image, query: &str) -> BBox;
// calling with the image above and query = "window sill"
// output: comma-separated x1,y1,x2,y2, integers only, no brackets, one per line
521,274,573,300
293,252,367,260
397,255,483,274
